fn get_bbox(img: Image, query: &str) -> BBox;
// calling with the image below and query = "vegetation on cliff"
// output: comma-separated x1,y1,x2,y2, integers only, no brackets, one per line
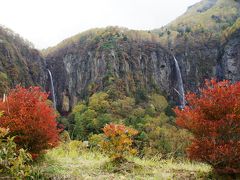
222,17,240,42
42,26,161,57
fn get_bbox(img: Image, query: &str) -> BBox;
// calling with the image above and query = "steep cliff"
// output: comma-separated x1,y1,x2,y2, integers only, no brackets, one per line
44,27,177,112
0,26,47,94
220,19,240,81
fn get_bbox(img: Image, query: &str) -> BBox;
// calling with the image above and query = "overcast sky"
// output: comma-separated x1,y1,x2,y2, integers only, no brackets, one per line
0,0,200,49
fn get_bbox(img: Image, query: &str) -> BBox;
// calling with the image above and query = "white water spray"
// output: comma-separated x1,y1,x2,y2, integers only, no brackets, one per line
173,56,185,108
47,69,56,109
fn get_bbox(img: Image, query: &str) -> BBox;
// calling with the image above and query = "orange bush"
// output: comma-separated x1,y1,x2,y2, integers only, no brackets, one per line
0,86,60,158
101,123,138,162
174,79,240,174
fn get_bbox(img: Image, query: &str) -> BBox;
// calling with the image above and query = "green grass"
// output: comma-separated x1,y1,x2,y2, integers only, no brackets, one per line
33,143,212,179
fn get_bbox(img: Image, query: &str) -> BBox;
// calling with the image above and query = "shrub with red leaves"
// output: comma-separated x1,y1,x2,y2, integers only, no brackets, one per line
0,86,60,157
174,79,240,174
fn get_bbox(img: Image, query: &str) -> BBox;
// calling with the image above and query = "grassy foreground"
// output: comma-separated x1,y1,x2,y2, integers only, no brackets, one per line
32,143,212,180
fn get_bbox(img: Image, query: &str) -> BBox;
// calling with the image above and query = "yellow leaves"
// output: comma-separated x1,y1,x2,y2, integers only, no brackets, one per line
72,103,86,114
149,94,168,112
0,127,33,178
222,17,240,42
0,127,9,138
120,137,132,145
92,118,98,126
89,92,110,112
130,148,137,155
101,123,138,161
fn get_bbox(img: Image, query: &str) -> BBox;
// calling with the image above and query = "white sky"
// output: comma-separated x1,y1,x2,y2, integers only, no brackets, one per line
0,0,200,49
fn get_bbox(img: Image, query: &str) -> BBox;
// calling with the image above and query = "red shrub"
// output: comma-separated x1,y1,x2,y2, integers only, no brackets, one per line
0,86,60,157
174,79,240,174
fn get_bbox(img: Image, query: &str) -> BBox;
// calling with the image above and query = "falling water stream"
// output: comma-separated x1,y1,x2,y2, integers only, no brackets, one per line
47,69,56,109
173,56,185,108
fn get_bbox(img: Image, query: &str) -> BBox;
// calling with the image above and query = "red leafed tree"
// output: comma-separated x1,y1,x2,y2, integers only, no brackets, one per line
0,86,60,157
174,79,240,174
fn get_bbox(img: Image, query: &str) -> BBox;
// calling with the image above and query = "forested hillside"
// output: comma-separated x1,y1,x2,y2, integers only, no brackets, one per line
0,26,46,95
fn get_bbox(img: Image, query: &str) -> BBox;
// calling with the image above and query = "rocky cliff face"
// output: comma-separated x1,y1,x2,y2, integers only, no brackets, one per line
45,28,177,112
220,28,240,82
153,0,240,93
0,26,47,94
172,32,220,93
164,29,240,95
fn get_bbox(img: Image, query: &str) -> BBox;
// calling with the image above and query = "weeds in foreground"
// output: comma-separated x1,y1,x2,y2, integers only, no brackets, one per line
32,142,213,179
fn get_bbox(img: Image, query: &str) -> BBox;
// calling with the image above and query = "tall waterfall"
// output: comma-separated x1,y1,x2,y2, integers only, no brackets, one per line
173,56,185,108
47,69,56,109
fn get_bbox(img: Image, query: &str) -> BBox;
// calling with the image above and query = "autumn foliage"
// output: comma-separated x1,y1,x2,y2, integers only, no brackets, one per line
174,79,240,174
101,123,138,162
0,86,60,157
0,127,33,178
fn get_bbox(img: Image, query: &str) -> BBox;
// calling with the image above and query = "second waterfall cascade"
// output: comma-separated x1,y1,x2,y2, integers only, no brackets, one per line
47,69,57,109
173,56,185,108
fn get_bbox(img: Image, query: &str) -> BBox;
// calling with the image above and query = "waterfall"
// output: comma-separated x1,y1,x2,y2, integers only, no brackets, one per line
47,69,56,109
3,93,6,102
173,56,185,108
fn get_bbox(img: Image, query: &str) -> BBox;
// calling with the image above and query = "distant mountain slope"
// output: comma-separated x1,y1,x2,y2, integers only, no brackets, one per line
151,0,240,92
154,0,240,36
152,0,240,52
0,26,47,94
172,0,239,29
